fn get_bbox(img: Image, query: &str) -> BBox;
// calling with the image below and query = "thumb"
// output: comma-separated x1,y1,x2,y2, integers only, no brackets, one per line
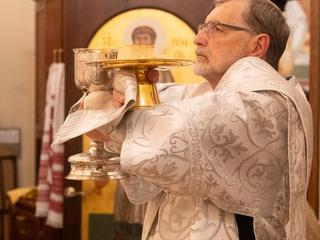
147,70,159,83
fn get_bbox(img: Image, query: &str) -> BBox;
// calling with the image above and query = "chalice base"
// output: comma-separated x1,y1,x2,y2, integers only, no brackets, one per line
66,152,129,180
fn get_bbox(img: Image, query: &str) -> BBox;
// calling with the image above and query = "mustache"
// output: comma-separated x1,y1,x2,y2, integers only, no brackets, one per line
195,48,208,58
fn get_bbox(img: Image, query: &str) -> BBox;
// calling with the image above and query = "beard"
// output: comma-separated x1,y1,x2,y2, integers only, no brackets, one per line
193,47,245,83
193,53,224,82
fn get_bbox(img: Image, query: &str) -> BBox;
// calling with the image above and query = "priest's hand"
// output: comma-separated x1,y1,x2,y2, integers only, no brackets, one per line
112,69,159,107
85,129,109,142
84,69,159,142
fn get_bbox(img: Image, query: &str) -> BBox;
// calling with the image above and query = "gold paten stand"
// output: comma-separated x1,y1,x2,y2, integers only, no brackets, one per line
134,66,160,108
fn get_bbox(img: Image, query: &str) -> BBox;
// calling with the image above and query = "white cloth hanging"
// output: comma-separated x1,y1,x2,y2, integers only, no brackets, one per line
35,62,65,228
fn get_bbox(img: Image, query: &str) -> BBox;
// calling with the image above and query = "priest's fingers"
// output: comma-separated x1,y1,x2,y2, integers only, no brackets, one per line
78,97,84,110
113,89,125,107
147,70,159,83
85,129,110,142
113,69,136,94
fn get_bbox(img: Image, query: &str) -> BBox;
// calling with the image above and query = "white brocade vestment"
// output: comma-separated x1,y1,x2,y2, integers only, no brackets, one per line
110,57,312,240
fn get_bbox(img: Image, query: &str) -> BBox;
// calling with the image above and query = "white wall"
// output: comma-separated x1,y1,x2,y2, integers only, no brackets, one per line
0,1,36,186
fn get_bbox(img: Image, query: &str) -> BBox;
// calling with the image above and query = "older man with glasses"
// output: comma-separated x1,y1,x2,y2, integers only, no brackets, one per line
83,0,312,239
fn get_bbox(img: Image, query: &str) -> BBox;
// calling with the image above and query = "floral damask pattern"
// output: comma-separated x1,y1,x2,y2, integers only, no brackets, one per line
118,57,312,239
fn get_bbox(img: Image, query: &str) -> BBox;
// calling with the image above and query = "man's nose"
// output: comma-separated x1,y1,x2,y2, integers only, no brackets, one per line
193,31,208,47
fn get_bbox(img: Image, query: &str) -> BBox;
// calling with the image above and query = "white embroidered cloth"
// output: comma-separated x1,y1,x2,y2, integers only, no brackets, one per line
52,70,137,147
35,62,65,228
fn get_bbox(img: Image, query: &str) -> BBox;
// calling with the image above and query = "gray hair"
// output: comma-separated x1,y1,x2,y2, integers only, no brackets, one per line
243,0,290,69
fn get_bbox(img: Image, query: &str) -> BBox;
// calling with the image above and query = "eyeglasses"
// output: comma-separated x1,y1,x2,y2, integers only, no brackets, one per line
197,21,258,35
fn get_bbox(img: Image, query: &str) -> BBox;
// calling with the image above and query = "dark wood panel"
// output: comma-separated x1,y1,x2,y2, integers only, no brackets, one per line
35,0,64,239
35,2,46,137
62,140,82,240
36,0,64,140
35,2,46,180
35,0,64,173
307,0,320,217
45,0,63,65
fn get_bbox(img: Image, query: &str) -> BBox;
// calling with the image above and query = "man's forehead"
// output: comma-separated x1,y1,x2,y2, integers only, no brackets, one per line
206,0,247,23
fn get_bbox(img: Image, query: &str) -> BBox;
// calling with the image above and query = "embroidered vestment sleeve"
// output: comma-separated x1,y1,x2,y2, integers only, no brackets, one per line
120,90,289,218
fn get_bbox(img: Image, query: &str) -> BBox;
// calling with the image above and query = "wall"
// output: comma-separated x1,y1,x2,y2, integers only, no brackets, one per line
0,0,36,186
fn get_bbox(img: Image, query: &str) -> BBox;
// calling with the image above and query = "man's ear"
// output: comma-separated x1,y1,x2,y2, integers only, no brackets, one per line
249,33,270,59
